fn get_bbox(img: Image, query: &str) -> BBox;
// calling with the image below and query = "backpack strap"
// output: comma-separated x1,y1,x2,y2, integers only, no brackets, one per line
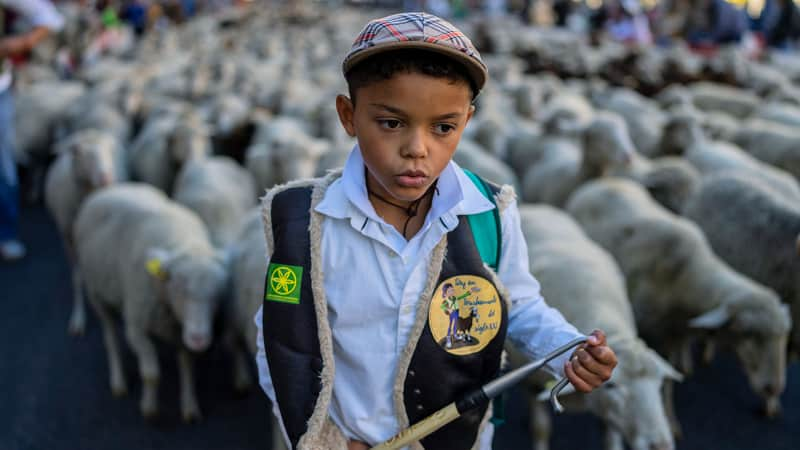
462,169,502,272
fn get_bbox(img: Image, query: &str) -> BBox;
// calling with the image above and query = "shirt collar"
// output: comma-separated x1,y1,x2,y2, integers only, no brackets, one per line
314,144,496,226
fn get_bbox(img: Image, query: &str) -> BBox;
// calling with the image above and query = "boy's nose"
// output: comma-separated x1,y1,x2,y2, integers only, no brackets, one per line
402,129,428,158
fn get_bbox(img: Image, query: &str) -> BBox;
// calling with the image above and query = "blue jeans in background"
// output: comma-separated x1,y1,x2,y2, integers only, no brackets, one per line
0,88,19,242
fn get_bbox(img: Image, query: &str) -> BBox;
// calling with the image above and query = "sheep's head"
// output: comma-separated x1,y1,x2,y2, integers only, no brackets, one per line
169,115,211,165
273,135,328,183
582,112,636,171
145,248,229,353
60,130,120,190
640,159,701,214
557,343,680,450
659,110,704,156
689,291,791,417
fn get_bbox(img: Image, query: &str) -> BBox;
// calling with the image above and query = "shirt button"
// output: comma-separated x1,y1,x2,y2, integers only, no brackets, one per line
416,404,424,411
413,388,422,396
408,370,416,377
401,305,413,314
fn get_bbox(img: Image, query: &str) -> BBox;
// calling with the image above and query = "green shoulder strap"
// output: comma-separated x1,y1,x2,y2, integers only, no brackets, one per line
462,169,502,272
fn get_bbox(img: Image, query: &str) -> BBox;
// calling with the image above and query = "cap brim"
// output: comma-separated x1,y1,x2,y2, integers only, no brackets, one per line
342,42,488,93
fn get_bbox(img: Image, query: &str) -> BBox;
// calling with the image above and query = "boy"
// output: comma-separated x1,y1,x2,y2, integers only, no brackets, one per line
255,12,617,450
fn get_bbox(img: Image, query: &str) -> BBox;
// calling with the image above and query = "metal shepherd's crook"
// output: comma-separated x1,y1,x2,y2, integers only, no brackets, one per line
370,336,588,450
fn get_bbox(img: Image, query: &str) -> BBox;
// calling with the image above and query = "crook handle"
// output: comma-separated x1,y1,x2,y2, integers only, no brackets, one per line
549,377,571,414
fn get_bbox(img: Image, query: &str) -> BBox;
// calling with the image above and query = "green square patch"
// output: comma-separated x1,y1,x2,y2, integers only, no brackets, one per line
266,263,303,304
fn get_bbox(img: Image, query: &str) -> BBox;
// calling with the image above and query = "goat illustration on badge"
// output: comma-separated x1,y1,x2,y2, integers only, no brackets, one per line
430,275,502,355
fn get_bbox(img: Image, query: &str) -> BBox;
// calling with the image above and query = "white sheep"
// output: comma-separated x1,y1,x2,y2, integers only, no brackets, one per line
129,111,212,194
245,116,328,194
225,209,289,450
657,110,800,203
754,102,800,128
44,129,127,336
453,139,520,192
566,178,791,421
521,111,634,206
173,156,257,247
514,205,680,450
689,82,759,119
731,118,800,182
593,88,666,158
683,171,800,359
73,183,228,421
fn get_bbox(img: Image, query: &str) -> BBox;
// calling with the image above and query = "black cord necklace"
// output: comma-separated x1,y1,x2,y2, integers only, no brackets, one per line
368,181,438,238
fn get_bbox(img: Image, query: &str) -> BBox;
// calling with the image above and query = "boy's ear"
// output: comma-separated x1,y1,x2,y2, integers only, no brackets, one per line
465,104,476,125
336,94,356,137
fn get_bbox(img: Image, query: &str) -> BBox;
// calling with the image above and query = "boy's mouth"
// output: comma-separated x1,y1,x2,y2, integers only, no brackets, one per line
396,170,428,187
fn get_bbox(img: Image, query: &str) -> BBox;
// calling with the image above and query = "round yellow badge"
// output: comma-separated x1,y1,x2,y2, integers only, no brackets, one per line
428,275,502,356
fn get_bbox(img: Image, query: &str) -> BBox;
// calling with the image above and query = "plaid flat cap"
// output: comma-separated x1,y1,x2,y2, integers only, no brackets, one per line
343,12,488,93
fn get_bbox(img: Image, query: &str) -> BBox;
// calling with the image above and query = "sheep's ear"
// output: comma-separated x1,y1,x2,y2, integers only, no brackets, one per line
689,304,731,329
145,247,172,281
648,349,684,382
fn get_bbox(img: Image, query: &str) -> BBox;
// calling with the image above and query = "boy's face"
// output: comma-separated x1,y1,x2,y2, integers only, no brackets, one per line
336,71,475,204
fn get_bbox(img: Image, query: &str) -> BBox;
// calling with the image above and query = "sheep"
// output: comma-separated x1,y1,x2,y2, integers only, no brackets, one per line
13,81,86,200
245,116,328,194
521,111,634,207
754,102,800,128
682,171,800,358
453,139,520,192
73,183,228,421
172,156,257,247
504,91,594,180
226,210,289,450
504,122,542,179
593,88,666,158
689,82,759,119
566,178,791,420
129,111,212,194
513,205,680,450
729,118,800,183
44,129,127,336
657,110,800,203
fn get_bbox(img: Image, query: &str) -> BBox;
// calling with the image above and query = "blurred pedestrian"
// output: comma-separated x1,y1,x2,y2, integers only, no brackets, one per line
767,0,800,48
687,0,749,47
0,0,63,262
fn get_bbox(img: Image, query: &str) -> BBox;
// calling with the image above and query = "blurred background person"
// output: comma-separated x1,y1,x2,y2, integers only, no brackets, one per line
686,0,749,50
0,0,63,261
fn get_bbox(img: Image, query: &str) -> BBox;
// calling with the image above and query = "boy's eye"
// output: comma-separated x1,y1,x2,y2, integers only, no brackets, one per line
434,123,456,134
378,119,402,129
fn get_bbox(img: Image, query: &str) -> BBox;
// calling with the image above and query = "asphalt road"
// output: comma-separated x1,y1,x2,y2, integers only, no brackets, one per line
1,204,798,450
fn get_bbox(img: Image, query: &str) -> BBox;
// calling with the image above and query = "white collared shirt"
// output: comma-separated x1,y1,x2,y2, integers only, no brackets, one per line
255,146,582,448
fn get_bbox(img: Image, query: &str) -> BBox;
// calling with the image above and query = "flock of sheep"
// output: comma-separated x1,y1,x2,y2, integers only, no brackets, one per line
16,3,800,450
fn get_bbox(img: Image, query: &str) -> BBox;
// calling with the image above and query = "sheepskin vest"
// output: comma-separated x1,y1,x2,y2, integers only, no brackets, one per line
261,172,513,450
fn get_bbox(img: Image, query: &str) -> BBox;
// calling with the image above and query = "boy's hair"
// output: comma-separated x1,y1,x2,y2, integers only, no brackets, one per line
345,49,478,104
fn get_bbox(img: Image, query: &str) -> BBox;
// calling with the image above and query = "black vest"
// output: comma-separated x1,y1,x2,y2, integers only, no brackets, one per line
262,180,509,449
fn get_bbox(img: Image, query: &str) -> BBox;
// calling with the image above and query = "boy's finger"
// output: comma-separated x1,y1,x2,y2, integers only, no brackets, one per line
564,359,593,393
587,329,606,347
574,348,613,380
585,345,618,366
571,356,604,387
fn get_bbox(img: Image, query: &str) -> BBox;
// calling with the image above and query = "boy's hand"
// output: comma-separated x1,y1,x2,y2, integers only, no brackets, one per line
564,330,617,393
